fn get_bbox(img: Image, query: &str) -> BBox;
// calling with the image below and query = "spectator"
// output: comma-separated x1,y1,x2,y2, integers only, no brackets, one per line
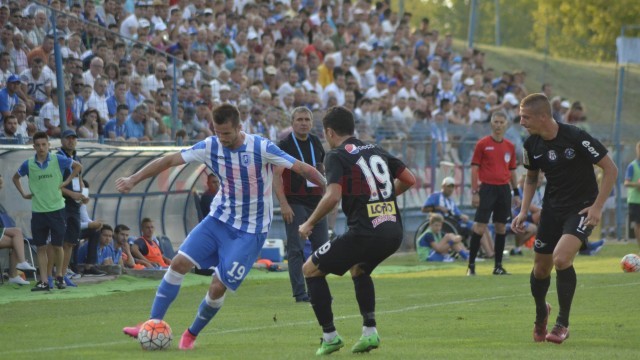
27,33,53,66
87,77,109,122
107,80,128,118
104,103,129,141
112,224,144,270
416,213,469,262
124,102,150,142
75,180,107,277
38,87,61,137
126,76,146,112
77,108,100,140
131,218,171,268
273,106,328,303
11,102,33,137
13,131,82,291
20,57,51,115
0,74,20,123
79,224,118,266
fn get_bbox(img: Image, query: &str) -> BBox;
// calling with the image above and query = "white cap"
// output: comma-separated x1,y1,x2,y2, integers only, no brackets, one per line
442,177,455,186
358,42,372,51
155,22,167,32
138,18,151,28
219,84,231,92
561,100,571,109
463,78,474,86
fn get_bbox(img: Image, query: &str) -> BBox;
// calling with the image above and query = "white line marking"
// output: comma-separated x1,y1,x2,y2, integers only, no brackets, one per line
1,280,638,355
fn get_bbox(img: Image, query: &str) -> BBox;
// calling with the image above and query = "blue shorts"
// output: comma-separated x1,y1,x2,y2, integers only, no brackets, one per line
178,216,266,291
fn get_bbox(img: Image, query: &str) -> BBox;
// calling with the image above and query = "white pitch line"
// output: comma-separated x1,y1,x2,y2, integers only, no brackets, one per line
1,280,638,355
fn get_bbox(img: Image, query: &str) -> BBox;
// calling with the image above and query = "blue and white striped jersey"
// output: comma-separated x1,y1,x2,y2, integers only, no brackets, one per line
181,133,296,234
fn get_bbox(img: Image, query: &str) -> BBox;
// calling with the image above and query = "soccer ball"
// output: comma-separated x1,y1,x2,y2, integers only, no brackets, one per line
138,319,172,350
620,254,640,273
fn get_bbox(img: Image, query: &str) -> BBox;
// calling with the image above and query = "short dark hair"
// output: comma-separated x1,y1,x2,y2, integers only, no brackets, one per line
114,224,130,234
212,104,240,127
33,131,48,142
101,224,113,233
322,106,354,136
141,217,153,226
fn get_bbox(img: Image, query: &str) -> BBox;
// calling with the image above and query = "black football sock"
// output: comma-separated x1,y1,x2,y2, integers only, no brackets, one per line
468,232,483,266
556,266,576,327
352,274,376,327
306,276,335,333
530,271,551,324
494,233,506,267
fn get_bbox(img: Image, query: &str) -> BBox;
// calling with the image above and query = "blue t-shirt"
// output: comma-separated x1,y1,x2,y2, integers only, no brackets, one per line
423,191,461,217
104,118,126,139
124,116,144,139
78,242,121,265
0,87,19,123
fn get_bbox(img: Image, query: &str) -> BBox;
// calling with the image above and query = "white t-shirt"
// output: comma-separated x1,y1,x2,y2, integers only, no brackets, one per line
119,14,138,39
20,69,51,103
38,101,60,130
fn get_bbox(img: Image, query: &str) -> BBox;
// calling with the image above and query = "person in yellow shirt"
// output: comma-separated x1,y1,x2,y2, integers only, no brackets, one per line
317,55,335,89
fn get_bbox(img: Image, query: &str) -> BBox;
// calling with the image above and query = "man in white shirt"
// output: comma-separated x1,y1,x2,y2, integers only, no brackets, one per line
321,68,346,108
83,57,104,89
87,77,110,123
143,62,166,99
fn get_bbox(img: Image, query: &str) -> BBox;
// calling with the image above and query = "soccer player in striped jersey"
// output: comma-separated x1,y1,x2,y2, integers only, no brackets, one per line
118,104,327,350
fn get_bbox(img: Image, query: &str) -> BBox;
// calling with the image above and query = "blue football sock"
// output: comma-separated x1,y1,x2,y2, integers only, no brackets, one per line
188,293,224,336
150,269,184,319
459,250,469,260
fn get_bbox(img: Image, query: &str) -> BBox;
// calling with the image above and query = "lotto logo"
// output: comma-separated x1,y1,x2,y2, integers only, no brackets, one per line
367,201,397,217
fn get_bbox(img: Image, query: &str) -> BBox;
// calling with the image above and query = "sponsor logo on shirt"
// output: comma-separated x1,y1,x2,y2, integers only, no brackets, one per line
367,201,397,217
371,214,397,228
344,143,375,155
581,141,600,158
564,148,575,159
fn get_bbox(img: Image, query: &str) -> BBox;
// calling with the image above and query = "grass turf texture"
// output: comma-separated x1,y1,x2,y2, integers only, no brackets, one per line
1,243,638,359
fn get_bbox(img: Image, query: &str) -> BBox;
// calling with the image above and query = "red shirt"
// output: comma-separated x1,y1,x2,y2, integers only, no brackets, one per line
471,136,516,185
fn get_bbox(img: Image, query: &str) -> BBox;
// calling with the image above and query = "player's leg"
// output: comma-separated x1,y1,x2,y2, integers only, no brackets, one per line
531,252,553,342
469,185,496,275
49,210,67,289
284,203,311,302
492,185,512,274
180,275,227,350
30,213,50,290
62,213,80,287
635,221,640,249
349,264,380,353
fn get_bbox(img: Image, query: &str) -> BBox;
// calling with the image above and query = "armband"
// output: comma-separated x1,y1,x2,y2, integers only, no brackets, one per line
513,189,520,197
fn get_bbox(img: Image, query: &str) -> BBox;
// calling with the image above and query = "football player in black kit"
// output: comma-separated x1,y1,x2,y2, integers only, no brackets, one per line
512,93,617,344
298,106,416,355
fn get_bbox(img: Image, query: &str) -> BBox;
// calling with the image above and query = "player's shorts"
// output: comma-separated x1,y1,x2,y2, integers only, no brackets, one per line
31,209,66,247
311,229,402,276
474,183,512,224
178,216,266,292
64,207,81,245
628,203,640,224
534,206,593,255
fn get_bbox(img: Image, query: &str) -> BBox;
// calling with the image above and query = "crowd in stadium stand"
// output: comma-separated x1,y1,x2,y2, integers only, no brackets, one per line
0,0,588,152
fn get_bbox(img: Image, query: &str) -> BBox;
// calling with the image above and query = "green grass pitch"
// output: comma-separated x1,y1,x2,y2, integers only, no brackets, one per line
1,243,639,359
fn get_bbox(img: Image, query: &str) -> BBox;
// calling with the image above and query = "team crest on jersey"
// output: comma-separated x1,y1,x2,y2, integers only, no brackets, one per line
504,153,511,163
241,153,250,166
345,144,359,154
547,150,557,161
564,148,575,160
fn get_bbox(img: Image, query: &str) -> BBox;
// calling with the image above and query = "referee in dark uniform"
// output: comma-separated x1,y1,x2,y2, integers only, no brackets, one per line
298,107,416,355
273,107,328,303
468,111,519,276
513,93,616,344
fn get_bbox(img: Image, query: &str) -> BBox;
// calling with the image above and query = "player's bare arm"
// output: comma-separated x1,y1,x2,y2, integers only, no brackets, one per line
298,183,341,239
579,155,618,227
273,166,294,224
116,152,186,193
393,168,417,196
512,169,540,233
291,160,327,191
11,172,32,199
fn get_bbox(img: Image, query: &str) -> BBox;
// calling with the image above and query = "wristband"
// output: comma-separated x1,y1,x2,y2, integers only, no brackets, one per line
513,189,520,197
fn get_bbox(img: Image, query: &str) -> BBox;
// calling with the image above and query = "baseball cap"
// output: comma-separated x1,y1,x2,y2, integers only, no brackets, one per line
376,75,388,84
7,74,20,83
138,19,151,28
358,42,372,52
463,78,475,86
265,66,277,75
203,8,213,15
219,84,231,92
561,100,571,109
155,22,167,32
388,78,398,87
441,177,455,187
61,129,78,138
195,99,207,106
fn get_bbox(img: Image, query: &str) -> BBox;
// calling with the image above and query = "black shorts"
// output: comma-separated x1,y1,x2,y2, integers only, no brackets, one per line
31,209,67,247
311,229,402,276
629,203,640,224
64,208,81,245
535,207,593,255
474,183,512,224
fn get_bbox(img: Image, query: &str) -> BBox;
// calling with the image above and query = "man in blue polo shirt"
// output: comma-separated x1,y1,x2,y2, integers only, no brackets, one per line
0,74,20,125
